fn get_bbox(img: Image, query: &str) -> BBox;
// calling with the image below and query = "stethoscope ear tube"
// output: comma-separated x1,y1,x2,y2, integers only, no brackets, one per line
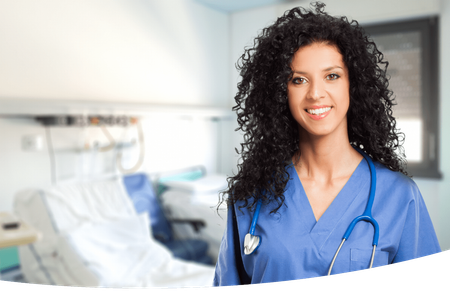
328,239,346,275
328,239,377,275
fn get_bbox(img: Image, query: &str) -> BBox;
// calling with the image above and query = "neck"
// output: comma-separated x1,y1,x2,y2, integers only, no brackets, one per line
294,129,361,182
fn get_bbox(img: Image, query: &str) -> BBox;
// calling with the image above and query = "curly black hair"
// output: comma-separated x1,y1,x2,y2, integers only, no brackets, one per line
220,2,407,214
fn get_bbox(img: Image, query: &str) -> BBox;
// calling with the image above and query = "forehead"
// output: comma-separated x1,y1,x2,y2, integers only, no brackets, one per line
291,43,346,70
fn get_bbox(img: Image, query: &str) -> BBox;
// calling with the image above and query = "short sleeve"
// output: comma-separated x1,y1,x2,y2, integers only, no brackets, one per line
393,185,441,263
213,204,248,286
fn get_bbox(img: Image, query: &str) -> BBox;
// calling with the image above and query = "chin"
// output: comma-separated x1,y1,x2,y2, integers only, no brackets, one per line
300,124,346,139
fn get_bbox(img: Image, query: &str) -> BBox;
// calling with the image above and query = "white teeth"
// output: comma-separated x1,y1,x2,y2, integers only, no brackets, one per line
307,107,331,115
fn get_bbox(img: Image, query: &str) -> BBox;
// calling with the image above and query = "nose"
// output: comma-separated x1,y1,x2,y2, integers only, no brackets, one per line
307,79,326,101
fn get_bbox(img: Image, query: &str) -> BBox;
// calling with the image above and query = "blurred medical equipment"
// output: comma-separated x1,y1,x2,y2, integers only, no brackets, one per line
37,115,145,185
244,147,379,275
13,174,215,288
156,168,228,262
123,172,212,265
114,118,145,174
0,212,41,247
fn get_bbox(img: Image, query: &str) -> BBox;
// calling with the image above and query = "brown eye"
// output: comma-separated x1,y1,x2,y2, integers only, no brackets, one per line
292,77,307,85
326,73,340,80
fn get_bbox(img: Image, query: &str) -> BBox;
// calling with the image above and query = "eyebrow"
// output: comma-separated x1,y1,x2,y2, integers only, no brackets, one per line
292,65,344,74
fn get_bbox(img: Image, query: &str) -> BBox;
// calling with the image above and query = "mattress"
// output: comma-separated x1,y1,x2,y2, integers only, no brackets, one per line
13,178,215,287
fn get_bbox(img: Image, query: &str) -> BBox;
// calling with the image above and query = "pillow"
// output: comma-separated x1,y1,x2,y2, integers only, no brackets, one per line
156,169,204,195
161,174,228,194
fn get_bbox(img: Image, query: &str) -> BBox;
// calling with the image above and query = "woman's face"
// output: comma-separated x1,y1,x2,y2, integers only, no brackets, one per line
287,42,350,139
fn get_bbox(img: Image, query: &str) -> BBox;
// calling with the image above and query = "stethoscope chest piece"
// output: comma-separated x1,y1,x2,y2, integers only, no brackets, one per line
244,233,261,255
244,199,263,255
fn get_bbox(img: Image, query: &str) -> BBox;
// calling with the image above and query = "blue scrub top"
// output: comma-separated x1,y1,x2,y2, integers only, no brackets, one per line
213,159,441,285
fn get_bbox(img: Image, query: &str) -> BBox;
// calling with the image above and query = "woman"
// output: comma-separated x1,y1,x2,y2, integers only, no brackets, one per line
213,2,440,285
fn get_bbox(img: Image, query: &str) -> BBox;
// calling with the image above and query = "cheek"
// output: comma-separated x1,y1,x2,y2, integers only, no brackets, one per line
332,85,350,111
342,92,351,112
287,88,302,109
287,93,306,127
287,92,300,118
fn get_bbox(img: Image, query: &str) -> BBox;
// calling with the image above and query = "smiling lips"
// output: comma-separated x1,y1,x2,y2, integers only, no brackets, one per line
305,106,332,120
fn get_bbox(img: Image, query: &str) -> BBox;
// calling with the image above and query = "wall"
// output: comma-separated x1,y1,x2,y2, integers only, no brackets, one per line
435,0,450,251
0,0,229,107
228,0,450,250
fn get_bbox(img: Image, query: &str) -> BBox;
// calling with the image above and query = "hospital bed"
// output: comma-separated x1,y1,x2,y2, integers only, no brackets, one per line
12,167,227,288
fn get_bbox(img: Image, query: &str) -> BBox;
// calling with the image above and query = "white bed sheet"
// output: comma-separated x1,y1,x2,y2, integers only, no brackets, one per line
14,179,215,288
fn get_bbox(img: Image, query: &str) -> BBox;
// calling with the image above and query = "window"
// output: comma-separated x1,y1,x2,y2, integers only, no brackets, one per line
363,17,441,178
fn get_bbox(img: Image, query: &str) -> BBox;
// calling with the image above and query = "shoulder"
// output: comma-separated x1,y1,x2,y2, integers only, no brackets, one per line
233,164,296,216
373,161,422,202
370,162,435,239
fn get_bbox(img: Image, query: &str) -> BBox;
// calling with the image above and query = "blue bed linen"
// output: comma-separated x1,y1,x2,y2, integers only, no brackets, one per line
213,160,441,285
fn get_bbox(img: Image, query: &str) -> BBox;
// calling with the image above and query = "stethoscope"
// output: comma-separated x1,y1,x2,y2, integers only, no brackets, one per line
243,146,380,275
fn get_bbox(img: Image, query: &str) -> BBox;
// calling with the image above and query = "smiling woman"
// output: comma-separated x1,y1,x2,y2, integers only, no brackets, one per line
287,43,353,221
222,0,408,223
213,2,441,286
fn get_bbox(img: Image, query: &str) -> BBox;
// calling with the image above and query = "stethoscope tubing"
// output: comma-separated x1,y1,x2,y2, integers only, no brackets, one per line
249,199,262,236
348,147,379,247
327,146,379,275
244,145,380,276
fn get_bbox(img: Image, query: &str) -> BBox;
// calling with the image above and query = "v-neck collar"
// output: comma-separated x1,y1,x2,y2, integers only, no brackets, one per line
288,159,370,251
